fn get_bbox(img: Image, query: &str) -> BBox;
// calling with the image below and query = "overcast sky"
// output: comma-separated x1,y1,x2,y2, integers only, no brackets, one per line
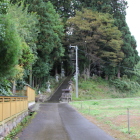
126,0,140,55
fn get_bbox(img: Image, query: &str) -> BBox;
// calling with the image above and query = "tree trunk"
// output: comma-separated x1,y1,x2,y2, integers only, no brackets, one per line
35,77,37,88
55,67,58,75
83,64,86,81
105,75,108,80
86,68,90,79
98,62,101,77
32,76,34,88
29,65,32,86
117,67,120,79
87,64,90,79
12,80,16,95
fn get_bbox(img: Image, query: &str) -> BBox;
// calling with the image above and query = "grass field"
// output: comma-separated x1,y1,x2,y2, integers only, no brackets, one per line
70,98,140,140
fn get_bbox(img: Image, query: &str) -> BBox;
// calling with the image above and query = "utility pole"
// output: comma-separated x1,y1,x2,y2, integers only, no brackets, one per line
75,46,78,98
69,45,78,98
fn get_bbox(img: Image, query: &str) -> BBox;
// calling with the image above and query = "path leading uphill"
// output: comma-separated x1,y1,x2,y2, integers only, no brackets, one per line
17,103,115,140
16,77,115,140
48,76,72,102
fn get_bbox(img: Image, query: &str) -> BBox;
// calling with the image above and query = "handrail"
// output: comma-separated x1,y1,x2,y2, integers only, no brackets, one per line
0,95,27,97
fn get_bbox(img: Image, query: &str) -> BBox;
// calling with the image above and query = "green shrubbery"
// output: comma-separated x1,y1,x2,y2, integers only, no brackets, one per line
72,76,112,100
110,78,140,93
0,79,13,96
72,76,140,101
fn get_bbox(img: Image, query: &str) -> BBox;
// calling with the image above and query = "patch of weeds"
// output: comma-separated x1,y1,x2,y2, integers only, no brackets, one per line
81,109,89,114
111,94,119,98
105,121,112,125
92,102,99,105
90,110,100,116
96,116,104,120
120,127,130,134
4,112,37,140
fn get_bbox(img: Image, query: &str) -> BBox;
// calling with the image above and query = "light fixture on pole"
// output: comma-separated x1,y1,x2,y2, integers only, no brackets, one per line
69,45,78,98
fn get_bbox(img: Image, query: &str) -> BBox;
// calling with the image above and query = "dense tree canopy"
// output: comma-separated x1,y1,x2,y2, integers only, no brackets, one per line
0,0,139,94
0,8,22,78
7,3,38,69
16,0,65,87
67,9,124,78
78,0,139,76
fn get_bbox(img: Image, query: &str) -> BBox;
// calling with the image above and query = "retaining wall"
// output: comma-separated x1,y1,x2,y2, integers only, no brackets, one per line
0,110,28,139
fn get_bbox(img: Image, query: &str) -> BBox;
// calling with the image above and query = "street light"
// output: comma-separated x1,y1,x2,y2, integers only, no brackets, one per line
69,45,78,98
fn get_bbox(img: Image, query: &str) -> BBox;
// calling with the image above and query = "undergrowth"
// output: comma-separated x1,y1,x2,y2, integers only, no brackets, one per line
72,76,140,101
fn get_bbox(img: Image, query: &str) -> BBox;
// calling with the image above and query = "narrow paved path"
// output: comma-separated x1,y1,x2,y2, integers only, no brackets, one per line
17,103,115,140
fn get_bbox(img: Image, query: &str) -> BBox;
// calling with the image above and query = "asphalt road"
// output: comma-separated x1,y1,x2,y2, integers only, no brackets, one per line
17,103,115,140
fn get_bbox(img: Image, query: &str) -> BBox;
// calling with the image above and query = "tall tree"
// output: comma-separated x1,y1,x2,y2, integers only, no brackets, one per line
23,0,64,86
67,8,124,79
0,3,22,78
7,2,38,69
72,0,140,78
45,0,74,22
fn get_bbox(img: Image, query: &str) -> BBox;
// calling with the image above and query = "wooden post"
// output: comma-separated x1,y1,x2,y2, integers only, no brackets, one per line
15,97,17,114
2,97,4,121
127,108,130,134
10,97,12,117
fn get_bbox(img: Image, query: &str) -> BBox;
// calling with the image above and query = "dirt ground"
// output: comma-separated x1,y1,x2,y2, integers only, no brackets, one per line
83,114,140,140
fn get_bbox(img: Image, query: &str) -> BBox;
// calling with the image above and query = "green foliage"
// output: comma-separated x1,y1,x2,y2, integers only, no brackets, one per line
1,0,138,90
7,2,39,69
0,2,38,80
72,77,112,100
72,76,140,101
121,25,140,71
47,0,75,22
0,12,22,78
110,78,140,93
24,0,65,80
0,79,13,96
16,79,27,90
0,0,9,14
19,42,35,69
121,62,140,86
92,101,99,105
67,0,139,79
67,8,124,77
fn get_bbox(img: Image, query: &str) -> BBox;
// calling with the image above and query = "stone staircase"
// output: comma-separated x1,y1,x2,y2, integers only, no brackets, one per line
48,76,72,102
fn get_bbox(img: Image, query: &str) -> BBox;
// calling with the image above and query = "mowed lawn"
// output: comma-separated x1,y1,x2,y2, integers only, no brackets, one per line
70,98,140,140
